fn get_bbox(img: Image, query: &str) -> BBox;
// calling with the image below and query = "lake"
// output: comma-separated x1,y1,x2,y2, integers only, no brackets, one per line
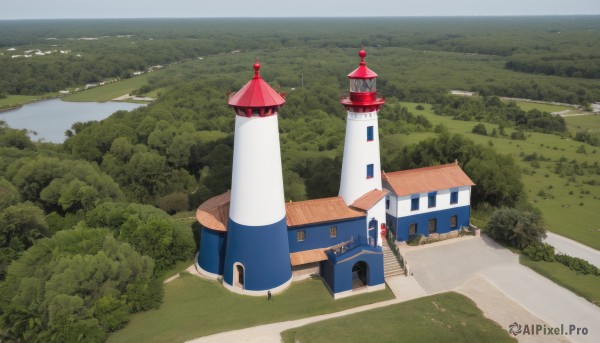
0,99,145,143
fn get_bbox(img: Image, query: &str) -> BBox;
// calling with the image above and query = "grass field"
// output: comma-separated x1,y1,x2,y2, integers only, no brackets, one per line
0,94,57,109
397,103,600,250
509,100,575,114
281,292,515,343
107,276,394,343
564,114,600,135
63,74,154,102
520,255,600,306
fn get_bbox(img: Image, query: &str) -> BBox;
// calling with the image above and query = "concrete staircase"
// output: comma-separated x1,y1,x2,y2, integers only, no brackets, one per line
382,238,405,278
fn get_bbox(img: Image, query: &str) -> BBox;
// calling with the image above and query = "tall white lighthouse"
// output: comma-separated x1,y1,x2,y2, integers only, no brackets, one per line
339,50,386,206
223,61,292,295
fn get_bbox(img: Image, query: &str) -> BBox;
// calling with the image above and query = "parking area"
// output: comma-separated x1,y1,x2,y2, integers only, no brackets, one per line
402,236,600,343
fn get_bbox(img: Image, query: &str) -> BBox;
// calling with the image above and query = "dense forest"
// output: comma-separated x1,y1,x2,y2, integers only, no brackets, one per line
1,17,600,103
1,17,599,342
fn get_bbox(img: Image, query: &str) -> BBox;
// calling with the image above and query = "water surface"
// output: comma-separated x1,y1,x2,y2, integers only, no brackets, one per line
0,99,145,143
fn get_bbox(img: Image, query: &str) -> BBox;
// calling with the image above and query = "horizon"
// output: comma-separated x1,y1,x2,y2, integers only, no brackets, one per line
2,0,600,20
2,14,600,21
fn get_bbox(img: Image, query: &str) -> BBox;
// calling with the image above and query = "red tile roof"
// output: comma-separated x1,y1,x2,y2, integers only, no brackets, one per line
285,197,365,227
195,192,230,232
290,248,329,266
351,189,388,211
382,163,475,197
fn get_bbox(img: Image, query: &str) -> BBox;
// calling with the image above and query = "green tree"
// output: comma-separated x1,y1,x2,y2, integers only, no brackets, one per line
487,208,546,249
0,178,20,211
0,227,156,341
472,123,488,136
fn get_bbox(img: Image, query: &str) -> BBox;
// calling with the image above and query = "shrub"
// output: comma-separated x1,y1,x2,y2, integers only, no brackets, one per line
407,234,422,246
555,254,600,275
472,123,488,136
523,243,555,262
487,208,545,249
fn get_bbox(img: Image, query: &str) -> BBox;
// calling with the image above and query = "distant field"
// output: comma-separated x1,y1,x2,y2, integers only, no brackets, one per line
398,102,600,250
509,100,575,114
520,255,600,306
107,276,394,343
564,114,600,134
0,94,57,109
64,74,153,102
281,292,515,343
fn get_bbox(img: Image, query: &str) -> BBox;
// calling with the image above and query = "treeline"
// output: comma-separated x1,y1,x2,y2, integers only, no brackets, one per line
506,53,600,79
1,17,600,103
432,95,567,134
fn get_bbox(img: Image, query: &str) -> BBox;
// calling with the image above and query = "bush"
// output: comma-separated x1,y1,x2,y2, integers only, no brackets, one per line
523,243,555,261
415,104,425,110
487,208,545,249
407,234,422,246
555,254,600,276
511,130,526,140
472,123,488,136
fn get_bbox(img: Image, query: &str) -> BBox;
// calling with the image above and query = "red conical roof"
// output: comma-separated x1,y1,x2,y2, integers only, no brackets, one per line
347,49,378,79
228,61,285,109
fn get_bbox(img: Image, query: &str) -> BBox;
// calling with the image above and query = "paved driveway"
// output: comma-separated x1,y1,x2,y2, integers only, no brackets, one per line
543,232,600,268
403,236,600,343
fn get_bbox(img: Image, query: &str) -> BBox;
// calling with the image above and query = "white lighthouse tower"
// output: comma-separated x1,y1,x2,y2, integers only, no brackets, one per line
223,61,292,295
339,50,386,205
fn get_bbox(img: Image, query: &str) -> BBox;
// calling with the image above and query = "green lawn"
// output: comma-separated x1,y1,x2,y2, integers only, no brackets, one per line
63,74,153,102
509,100,574,114
107,276,394,343
398,102,600,250
520,255,600,306
281,292,515,343
564,114,600,135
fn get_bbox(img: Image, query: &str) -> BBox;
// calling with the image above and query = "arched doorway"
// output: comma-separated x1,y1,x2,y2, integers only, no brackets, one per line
368,218,378,245
234,263,244,289
351,261,368,289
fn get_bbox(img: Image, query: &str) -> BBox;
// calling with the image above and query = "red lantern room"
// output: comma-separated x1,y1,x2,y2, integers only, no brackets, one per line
228,61,286,118
341,49,385,113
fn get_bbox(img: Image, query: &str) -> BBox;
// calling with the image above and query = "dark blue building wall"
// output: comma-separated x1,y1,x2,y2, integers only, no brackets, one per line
287,217,366,253
321,246,384,294
392,205,471,241
198,227,227,275
223,217,292,291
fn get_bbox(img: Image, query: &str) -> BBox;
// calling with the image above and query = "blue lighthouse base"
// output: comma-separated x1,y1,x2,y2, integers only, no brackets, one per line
223,217,292,295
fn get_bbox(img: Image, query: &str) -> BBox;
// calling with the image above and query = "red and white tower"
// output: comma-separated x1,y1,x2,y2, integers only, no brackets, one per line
223,61,292,295
339,50,386,205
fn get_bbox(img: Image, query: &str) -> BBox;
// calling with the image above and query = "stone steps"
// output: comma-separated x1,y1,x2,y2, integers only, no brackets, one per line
382,238,405,278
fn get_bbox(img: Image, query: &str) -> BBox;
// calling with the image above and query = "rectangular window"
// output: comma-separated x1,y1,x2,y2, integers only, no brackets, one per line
411,197,419,211
450,190,458,204
297,230,305,242
385,196,390,210
329,226,337,238
428,192,437,208
450,215,458,229
367,126,374,142
366,164,374,179
428,218,437,234
409,223,417,236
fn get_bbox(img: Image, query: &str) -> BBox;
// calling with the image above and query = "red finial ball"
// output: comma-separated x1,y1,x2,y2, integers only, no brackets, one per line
254,59,261,77
359,49,366,59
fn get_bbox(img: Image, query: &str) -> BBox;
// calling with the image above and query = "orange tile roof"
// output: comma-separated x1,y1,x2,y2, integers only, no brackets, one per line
351,189,388,211
290,248,329,266
382,163,475,197
285,196,365,227
195,192,230,232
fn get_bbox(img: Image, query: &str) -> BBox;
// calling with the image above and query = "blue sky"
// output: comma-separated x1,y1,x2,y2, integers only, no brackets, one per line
2,0,600,19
